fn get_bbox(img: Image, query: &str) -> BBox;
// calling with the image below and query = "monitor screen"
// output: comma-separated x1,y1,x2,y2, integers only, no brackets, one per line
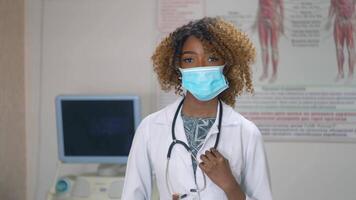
55,95,140,164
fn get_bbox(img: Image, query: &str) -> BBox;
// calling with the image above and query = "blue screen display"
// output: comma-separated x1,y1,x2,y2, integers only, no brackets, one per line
61,100,135,156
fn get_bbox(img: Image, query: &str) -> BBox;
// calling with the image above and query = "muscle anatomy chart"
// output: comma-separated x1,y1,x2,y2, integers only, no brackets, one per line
256,0,284,83
156,0,356,142
327,0,356,82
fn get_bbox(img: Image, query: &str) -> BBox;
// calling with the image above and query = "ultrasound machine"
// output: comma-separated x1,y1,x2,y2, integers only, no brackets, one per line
47,95,140,200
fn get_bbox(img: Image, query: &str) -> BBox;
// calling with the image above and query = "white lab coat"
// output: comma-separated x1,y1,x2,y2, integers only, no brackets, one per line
122,97,273,200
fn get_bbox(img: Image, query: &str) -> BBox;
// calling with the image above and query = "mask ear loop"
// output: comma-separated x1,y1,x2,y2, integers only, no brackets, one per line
220,64,230,86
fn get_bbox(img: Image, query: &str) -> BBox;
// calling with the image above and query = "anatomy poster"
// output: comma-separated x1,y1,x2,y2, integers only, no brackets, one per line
156,0,356,142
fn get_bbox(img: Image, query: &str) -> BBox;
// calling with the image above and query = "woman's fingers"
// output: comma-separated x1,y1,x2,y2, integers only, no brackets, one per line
172,194,179,200
199,161,216,174
199,149,221,173
198,148,237,192
200,154,210,163
211,148,225,162
210,148,221,157
206,150,216,159
200,150,217,167
199,162,207,171
200,150,216,161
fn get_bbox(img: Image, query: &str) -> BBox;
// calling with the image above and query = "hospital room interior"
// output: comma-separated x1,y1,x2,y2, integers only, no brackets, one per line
1,0,356,200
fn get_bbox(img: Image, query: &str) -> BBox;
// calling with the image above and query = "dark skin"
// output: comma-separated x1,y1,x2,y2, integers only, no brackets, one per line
173,36,246,200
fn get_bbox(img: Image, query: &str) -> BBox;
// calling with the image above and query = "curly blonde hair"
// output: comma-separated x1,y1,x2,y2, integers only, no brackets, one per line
152,17,256,107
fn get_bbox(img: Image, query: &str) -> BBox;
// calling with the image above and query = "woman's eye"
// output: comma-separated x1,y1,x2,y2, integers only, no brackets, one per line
182,57,194,63
208,56,219,62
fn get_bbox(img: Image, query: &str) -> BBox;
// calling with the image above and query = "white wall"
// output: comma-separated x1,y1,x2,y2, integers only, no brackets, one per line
26,1,157,199
26,1,356,200
25,0,42,199
266,142,356,199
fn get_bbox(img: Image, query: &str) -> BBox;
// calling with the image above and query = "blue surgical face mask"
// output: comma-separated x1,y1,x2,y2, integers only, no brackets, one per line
179,65,229,101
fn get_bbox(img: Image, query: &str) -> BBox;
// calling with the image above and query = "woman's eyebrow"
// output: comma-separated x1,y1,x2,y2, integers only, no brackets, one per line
182,51,198,55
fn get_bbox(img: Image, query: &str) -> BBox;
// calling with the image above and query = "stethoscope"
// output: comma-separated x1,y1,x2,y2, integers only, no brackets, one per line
165,98,223,199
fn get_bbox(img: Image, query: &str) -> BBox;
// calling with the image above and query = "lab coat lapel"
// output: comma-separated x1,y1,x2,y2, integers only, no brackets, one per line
175,109,189,148
197,101,221,157
173,104,194,167
196,102,238,160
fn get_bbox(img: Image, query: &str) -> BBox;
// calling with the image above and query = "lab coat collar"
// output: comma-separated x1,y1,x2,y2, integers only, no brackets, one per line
154,96,241,127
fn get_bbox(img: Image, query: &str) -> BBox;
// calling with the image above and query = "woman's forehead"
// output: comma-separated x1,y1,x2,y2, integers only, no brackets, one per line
181,36,220,55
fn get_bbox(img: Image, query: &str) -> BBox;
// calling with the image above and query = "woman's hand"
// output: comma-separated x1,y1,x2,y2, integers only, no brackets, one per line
172,194,179,200
199,148,245,200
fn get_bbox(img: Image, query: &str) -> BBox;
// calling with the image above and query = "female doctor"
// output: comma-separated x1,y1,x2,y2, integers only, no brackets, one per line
122,17,272,200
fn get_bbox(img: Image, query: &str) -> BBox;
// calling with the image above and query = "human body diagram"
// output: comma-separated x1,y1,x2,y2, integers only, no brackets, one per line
254,0,284,83
327,0,356,82
250,0,356,84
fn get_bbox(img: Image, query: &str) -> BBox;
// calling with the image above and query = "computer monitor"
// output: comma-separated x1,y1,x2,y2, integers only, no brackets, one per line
55,95,141,164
